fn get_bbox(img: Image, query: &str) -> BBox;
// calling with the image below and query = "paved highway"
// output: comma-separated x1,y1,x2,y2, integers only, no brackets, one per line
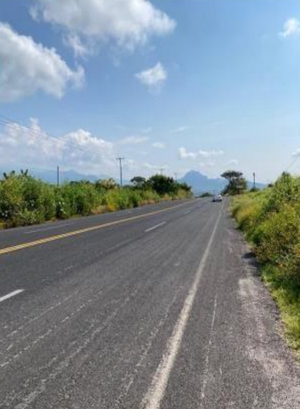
0,198,299,409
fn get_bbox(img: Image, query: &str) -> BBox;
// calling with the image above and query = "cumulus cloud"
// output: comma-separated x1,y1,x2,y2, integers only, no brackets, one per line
279,18,300,38
152,142,165,149
120,135,149,144
0,118,176,178
0,119,116,174
136,62,167,92
0,23,84,103
178,147,198,159
31,0,176,53
179,147,224,160
63,34,91,58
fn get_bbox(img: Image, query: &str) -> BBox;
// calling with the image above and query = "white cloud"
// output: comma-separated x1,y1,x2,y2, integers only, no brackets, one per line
136,62,167,92
152,142,165,149
171,126,190,133
198,150,224,158
31,0,176,53
120,135,149,144
178,147,198,159
143,162,169,171
179,147,224,160
0,119,174,178
63,34,91,58
0,23,84,103
292,148,300,158
279,18,300,38
0,119,115,174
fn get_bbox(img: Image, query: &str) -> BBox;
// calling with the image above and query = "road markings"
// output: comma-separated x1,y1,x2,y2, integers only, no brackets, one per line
0,201,191,256
200,295,218,406
145,222,166,233
0,289,24,304
141,208,222,409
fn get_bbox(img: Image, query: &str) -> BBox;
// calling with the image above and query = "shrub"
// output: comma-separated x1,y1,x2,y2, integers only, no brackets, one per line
0,172,192,227
231,175,300,352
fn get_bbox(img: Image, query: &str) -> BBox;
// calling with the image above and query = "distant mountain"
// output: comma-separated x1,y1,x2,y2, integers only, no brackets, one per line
32,169,109,184
180,170,266,194
0,168,109,184
179,171,226,194
0,167,266,191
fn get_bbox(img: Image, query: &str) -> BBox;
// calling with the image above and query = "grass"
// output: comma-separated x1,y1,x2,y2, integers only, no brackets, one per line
231,174,300,356
262,265,300,351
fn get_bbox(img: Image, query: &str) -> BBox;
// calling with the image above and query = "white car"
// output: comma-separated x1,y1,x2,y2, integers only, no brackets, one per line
212,194,223,202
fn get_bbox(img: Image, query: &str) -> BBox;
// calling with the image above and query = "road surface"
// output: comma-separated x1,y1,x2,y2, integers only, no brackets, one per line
0,198,299,409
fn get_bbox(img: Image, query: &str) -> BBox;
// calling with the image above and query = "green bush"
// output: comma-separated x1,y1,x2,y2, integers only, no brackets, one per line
0,175,24,225
0,172,192,228
231,174,300,352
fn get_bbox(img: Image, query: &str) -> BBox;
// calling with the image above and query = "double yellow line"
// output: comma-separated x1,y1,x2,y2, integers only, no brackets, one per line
0,201,190,256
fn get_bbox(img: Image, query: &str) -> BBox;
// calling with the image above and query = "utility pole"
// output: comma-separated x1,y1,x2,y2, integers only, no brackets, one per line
57,165,60,187
116,157,125,187
159,168,164,176
253,172,256,190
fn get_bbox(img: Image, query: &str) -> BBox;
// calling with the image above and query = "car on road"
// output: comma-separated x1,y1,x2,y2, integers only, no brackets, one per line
212,194,223,202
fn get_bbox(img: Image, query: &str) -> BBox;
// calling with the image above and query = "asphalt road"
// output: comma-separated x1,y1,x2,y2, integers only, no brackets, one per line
0,198,300,409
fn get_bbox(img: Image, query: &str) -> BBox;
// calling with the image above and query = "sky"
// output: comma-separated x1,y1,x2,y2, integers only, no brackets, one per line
0,0,300,183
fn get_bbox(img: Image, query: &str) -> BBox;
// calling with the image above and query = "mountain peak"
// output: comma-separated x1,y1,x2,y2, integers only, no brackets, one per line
180,170,225,194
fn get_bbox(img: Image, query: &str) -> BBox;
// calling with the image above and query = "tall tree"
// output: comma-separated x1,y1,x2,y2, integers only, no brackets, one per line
148,175,177,195
130,176,146,189
221,170,247,195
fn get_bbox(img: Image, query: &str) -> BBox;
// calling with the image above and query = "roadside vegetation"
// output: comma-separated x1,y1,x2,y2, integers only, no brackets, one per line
231,173,300,354
0,171,192,229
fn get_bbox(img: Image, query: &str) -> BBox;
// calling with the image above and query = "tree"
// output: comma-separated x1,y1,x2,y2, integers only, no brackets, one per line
95,178,118,191
148,174,177,196
221,170,247,195
3,170,16,180
130,176,146,189
20,169,29,177
177,182,192,193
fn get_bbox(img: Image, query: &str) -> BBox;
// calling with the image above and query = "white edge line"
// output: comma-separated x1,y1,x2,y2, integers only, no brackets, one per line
0,289,25,303
145,222,166,233
141,207,222,409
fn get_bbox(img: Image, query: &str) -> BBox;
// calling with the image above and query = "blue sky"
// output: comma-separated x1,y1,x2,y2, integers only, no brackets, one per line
0,0,299,182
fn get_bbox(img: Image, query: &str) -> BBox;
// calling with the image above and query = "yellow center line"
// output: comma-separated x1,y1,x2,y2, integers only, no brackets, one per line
0,201,192,256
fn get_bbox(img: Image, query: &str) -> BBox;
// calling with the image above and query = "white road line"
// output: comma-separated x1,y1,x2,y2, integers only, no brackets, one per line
183,210,191,215
0,289,24,304
24,223,72,234
141,208,222,409
145,222,166,233
200,295,218,406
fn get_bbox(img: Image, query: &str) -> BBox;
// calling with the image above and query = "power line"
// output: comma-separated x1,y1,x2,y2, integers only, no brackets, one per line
284,155,300,173
0,114,110,162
